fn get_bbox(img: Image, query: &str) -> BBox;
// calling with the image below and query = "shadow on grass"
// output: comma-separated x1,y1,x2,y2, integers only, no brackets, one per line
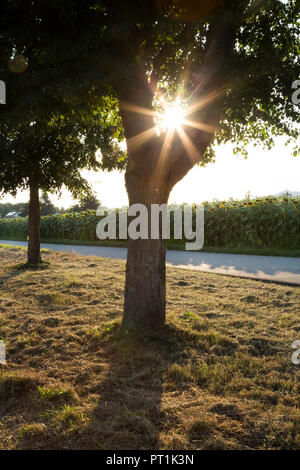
9,322,194,450
10,318,236,450
84,323,192,450
13,261,50,271
0,260,50,281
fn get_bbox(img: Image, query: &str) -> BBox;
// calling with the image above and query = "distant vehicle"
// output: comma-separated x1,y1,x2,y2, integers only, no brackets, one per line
4,211,22,218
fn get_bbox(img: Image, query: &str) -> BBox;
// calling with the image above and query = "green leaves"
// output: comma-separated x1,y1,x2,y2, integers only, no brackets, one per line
0,99,126,198
203,195,300,249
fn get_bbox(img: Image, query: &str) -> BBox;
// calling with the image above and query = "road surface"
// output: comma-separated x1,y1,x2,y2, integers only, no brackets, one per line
1,239,300,285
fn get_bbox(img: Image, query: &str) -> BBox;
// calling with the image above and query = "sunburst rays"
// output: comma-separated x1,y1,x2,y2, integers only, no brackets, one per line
119,84,222,169
176,125,201,165
126,127,157,153
181,118,215,134
154,127,175,178
119,101,155,118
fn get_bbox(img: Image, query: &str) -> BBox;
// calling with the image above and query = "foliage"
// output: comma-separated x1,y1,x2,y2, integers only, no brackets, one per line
0,0,299,160
69,192,101,213
0,106,125,199
40,194,59,216
0,202,28,218
202,195,300,249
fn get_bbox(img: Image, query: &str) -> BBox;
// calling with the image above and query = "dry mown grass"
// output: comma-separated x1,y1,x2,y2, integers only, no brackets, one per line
0,245,299,450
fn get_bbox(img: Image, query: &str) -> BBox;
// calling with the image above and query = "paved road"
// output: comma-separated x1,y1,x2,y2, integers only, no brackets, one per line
1,239,300,285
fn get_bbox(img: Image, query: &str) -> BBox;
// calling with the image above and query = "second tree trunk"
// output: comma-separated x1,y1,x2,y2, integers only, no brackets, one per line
28,184,41,265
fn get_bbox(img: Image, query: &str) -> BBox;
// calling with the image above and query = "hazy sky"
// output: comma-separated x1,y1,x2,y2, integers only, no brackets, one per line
1,137,299,208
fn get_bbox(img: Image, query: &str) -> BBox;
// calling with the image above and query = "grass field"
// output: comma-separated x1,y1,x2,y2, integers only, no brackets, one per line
0,245,299,450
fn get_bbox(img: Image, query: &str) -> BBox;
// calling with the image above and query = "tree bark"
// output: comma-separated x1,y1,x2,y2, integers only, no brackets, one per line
124,236,167,330
122,178,170,331
27,183,41,265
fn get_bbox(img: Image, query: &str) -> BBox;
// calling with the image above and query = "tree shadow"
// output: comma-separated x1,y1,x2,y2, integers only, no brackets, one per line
0,264,51,300
0,260,50,281
84,324,190,450
9,322,195,450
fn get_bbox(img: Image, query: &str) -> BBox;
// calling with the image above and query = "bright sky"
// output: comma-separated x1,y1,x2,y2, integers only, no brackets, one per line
1,137,299,209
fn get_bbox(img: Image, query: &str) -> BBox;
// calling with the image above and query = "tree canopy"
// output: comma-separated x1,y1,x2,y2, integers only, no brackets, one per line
0,105,125,198
1,0,299,158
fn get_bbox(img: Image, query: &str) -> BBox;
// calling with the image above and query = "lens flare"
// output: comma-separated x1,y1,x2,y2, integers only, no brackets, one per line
161,103,184,130
119,85,220,165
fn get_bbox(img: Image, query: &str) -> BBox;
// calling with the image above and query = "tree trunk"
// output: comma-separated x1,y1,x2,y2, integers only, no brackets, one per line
122,178,170,331
27,183,41,265
123,237,166,330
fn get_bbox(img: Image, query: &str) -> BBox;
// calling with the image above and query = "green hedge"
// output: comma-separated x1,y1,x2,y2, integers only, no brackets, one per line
0,196,299,249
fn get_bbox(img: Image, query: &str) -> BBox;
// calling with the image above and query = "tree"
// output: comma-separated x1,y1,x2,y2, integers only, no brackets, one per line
0,109,125,264
69,192,101,213
0,202,28,218
1,1,299,327
40,194,58,216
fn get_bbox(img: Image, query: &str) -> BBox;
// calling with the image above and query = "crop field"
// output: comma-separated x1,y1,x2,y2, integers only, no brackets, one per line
1,196,299,254
0,245,299,450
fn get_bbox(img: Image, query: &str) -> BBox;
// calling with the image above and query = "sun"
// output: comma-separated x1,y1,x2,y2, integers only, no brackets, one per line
158,100,185,132
162,105,184,130
121,90,218,157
